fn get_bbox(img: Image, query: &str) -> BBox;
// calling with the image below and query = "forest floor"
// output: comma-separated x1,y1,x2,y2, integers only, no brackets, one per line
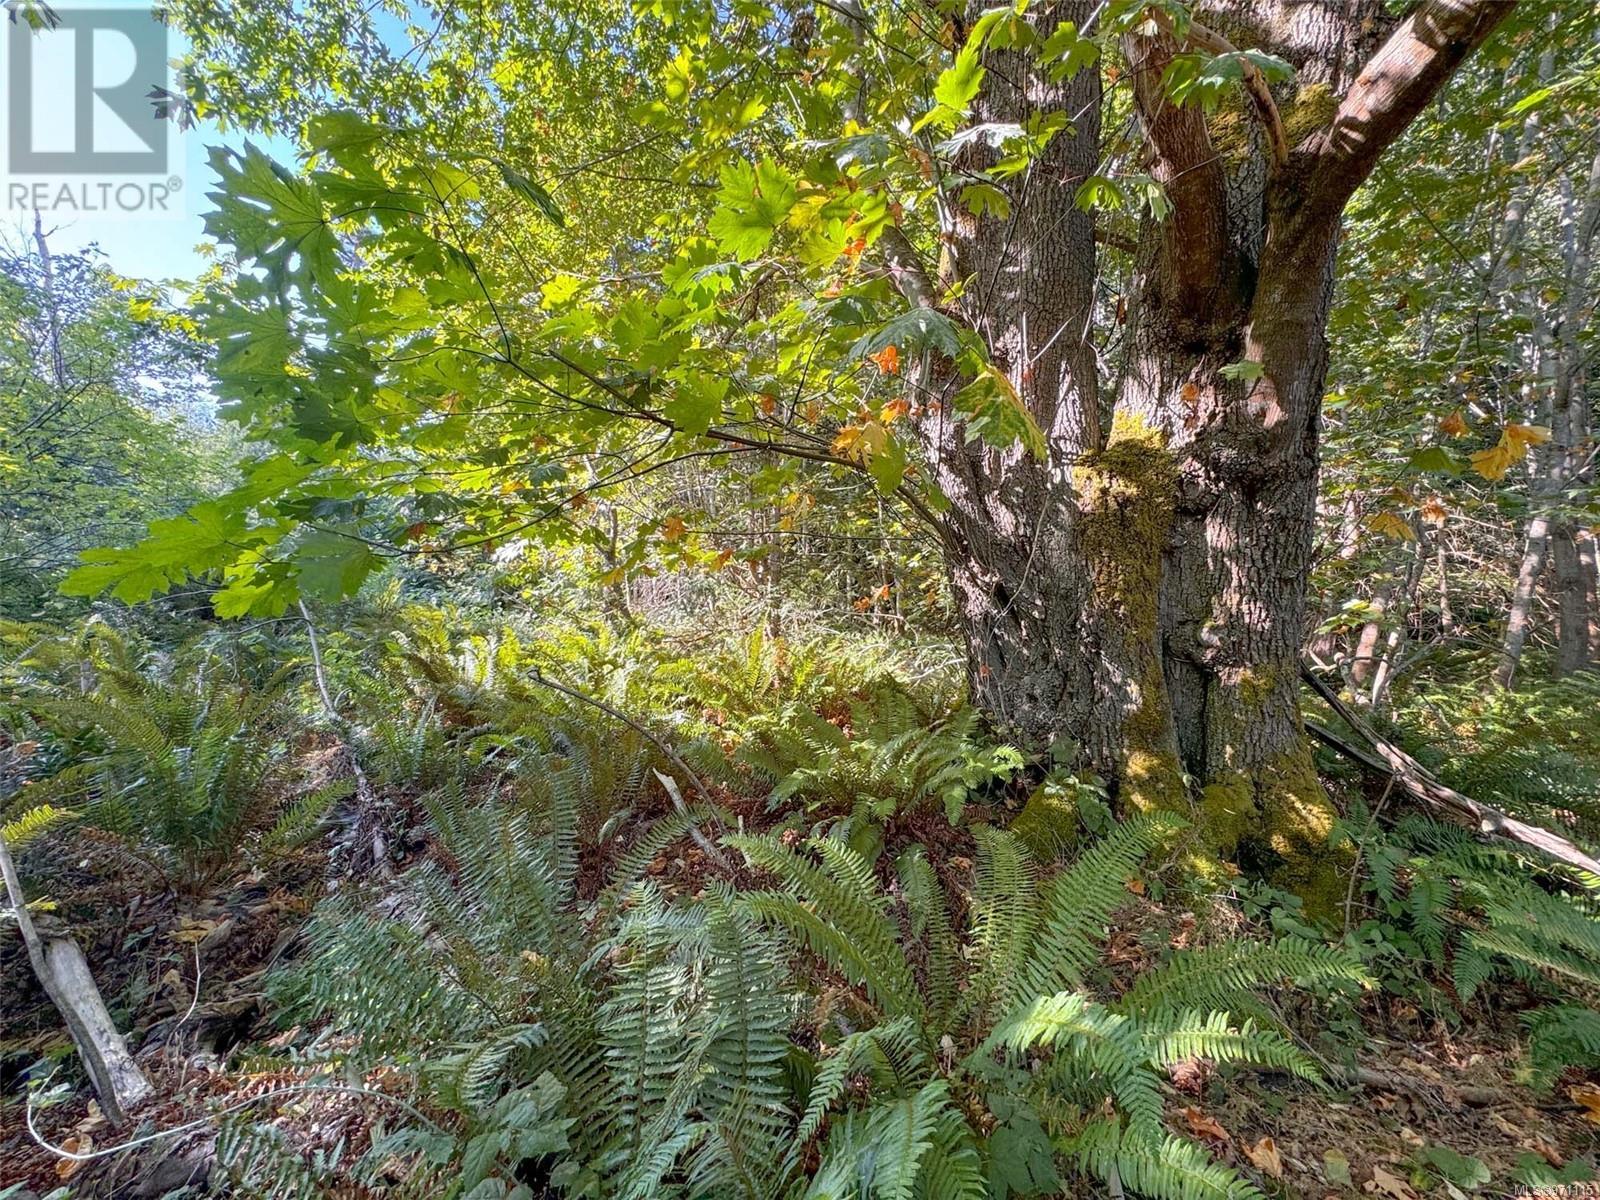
3,760,1598,1198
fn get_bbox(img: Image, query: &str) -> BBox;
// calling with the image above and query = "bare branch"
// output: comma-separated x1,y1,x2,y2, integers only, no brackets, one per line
1308,0,1516,215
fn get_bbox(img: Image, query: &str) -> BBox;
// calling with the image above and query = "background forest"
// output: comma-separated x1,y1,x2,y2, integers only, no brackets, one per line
3,1,1600,1198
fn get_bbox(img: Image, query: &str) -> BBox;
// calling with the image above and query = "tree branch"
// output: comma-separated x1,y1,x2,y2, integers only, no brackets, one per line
1301,662,1600,877
1126,20,1230,309
1178,16,1289,167
876,226,939,311
1309,0,1516,215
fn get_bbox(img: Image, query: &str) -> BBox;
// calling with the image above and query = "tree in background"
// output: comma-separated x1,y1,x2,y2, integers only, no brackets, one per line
0,219,230,617
1322,10,1599,697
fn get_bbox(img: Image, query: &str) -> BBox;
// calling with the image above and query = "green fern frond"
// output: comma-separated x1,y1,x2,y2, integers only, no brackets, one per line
1,801,76,848
1450,944,1494,1002
261,777,353,853
1120,937,1368,1020
1524,1005,1600,1089
985,991,1163,1142
1144,1010,1320,1079
967,825,1040,1019
731,833,924,1021
1020,813,1182,1002
1071,1119,1265,1200
1467,925,1600,990
896,846,959,1026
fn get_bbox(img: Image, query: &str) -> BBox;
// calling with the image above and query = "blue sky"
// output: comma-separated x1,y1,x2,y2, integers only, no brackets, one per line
5,1,298,283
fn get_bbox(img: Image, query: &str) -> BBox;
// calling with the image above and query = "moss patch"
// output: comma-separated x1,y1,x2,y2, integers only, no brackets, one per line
1011,783,1080,862
1207,93,1254,168
1077,413,1186,818
1076,412,1178,633
1283,82,1337,147
1235,666,1276,713
1118,658,1187,819
1199,773,1258,856
1249,744,1352,925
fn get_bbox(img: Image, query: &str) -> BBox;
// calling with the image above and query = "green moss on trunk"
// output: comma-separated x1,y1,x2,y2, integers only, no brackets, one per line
1194,749,1347,921
1011,782,1080,861
1077,413,1186,817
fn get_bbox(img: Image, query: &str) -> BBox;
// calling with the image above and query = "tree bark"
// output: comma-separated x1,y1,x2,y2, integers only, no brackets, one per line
892,0,1513,913
1554,526,1590,677
0,829,153,1124
1579,529,1600,665
1497,514,1550,687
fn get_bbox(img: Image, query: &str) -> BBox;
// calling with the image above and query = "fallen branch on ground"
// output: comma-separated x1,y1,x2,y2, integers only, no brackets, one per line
1300,662,1600,879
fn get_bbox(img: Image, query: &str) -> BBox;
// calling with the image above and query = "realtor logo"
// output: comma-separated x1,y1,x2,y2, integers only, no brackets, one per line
3,4,185,216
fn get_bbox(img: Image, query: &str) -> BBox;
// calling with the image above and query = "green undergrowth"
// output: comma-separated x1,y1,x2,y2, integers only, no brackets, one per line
5,613,1600,1197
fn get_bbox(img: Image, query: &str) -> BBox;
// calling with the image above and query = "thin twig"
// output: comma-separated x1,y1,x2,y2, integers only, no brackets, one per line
525,667,732,870
25,1079,447,1163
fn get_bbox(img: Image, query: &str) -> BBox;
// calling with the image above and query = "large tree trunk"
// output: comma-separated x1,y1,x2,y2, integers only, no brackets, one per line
898,0,1512,915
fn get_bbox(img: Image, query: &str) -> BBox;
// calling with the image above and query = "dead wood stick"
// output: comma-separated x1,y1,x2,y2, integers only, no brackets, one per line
298,600,388,874
1,828,153,1123
1300,662,1600,878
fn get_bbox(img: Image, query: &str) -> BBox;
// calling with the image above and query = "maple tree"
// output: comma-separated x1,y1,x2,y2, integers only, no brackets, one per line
44,0,1599,907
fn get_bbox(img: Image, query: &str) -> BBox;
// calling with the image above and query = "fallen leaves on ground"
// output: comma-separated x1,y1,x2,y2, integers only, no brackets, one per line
1245,1135,1283,1179
1182,1106,1230,1145
1368,1164,1418,1200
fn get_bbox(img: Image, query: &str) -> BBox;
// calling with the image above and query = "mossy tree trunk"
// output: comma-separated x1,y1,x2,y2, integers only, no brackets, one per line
895,0,1514,912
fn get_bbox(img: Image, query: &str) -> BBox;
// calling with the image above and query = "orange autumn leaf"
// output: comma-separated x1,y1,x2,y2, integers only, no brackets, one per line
1505,422,1552,447
868,344,901,376
881,396,911,425
757,393,778,416
1181,1106,1229,1144
1244,1136,1283,1179
833,420,887,463
1570,1082,1600,1125
661,515,687,542
1367,512,1417,542
57,1136,89,1179
1439,410,1470,437
1473,423,1550,481
1420,496,1449,526
1470,434,1521,482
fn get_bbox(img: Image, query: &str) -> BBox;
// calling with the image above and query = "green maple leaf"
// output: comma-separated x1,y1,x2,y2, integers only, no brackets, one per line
707,160,797,261
664,370,729,435
205,143,344,299
868,436,908,494
292,529,383,601
60,501,272,603
936,44,985,112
